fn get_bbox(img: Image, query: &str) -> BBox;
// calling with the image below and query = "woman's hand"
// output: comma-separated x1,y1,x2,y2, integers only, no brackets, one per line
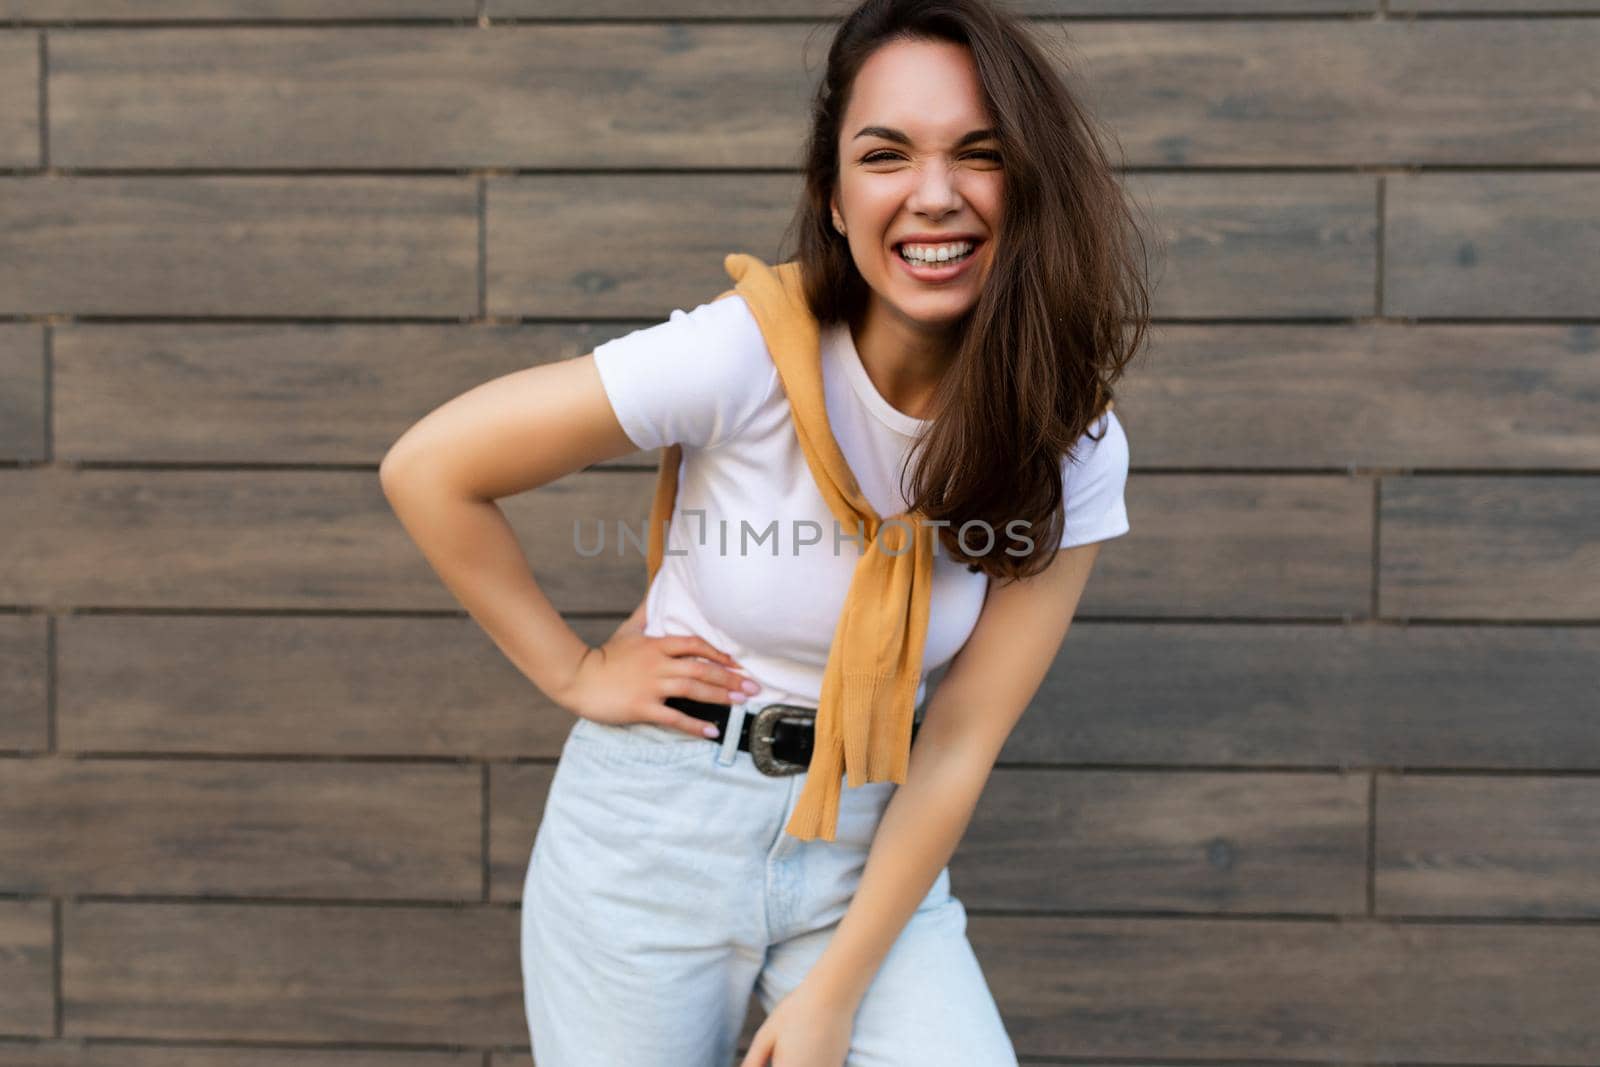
739,980,855,1067
551,602,761,740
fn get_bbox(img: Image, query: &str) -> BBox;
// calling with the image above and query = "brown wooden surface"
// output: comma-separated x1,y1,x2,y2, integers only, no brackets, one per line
1386,173,1600,319
4,6,1596,1064
0,324,44,462
61,901,524,1044
0,758,482,898
976,917,1600,1062
0,901,53,1037
0,33,38,168
1380,476,1600,619
0,615,47,752
1377,775,1600,919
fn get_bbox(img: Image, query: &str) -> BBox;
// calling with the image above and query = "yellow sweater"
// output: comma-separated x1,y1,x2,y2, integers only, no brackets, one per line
643,252,935,842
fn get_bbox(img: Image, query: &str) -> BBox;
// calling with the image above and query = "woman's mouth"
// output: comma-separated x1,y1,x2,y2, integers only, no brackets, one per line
893,239,981,282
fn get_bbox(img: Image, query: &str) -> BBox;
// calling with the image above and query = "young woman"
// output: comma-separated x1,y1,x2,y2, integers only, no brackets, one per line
381,1,1148,1064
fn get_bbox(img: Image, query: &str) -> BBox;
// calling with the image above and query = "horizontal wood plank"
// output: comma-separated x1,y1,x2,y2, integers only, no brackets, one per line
53,321,1599,471
0,615,47,753
0,899,53,1037
1095,473,1372,616
0,33,38,168
1,0,469,15
957,770,1367,913
489,173,1377,319
487,762,555,903
1122,324,1600,468
1380,476,1600,619
0,177,477,317
976,916,1600,1061
1,468,1372,617
0,1048,476,1067
51,320,654,468
0,467,642,611
1386,173,1600,319
48,22,1598,166
488,762,1369,912
50,25,818,169
56,615,614,759
492,0,1377,13
62,901,522,1044
0,758,481,899
1017,622,1600,768
1377,775,1600,918
0,323,44,462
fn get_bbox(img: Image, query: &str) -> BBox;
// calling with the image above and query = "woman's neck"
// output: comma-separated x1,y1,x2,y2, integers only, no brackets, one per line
849,301,958,422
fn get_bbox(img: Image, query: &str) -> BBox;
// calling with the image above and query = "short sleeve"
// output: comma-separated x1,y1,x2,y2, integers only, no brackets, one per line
1059,409,1131,548
591,293,777,452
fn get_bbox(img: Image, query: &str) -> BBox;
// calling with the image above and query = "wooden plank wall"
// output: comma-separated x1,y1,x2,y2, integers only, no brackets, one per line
1,2,1597,1065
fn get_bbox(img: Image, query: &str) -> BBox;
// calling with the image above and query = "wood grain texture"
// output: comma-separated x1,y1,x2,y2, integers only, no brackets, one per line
50,320,653,468
487,761,556,903
1072,20,1600,166
0,177,477,317
47,21,1598,166
62,901,523,1043
1386,173,1600,319
0,324,44,462
56,615,620,758
0,758,481,898
0,900,54,1035
0,615,48,752
1016,623,1600,769
957,770,1368,914
0,467,642,611
0,33,38,168
1121,324,1600,468
1377,776,1600,919
1380,476,1600,619
974,916,1600,1061
492,0,1377,13
486,172,802,318
0,1049,477,1067
1091,473,1372,616
2,467,1373,617
50,25,817,169
1,0,470,15
488,172,1377,319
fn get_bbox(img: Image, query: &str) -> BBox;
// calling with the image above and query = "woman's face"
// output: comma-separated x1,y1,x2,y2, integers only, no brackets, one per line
831,37,1004,332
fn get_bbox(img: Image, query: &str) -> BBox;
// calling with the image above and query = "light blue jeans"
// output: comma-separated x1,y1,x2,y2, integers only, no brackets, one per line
519,702,1020,1066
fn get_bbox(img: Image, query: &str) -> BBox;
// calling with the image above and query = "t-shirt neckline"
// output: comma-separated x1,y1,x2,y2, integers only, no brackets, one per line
827,320,930,438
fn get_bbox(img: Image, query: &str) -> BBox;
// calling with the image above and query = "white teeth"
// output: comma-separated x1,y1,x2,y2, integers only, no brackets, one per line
898,240,975,264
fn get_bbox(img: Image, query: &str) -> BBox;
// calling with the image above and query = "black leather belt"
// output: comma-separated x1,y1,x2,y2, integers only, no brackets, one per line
665,695,922,777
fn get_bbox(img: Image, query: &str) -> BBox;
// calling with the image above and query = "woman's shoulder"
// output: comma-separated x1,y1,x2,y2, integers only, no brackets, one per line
590,291,779,453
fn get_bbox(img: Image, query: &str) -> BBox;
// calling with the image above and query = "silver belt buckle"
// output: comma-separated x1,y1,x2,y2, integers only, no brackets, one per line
749,703,815,776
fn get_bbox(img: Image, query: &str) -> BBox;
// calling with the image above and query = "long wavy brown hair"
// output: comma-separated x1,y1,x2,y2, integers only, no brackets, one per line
783,0,1152,583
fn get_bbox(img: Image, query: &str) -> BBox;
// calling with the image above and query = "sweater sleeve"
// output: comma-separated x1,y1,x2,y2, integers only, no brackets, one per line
590,293,777,452
1059,409,1131,548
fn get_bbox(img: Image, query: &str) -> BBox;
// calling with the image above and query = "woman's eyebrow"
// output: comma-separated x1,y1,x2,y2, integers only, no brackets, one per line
851,126,998,147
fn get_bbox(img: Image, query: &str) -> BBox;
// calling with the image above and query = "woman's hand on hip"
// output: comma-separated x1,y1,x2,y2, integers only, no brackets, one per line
551,623,761,740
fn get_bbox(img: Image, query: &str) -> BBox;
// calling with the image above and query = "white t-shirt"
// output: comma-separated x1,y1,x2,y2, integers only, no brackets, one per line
592,293,1130,709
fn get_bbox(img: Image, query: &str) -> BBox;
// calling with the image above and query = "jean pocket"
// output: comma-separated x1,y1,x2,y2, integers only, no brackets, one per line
567,715,715,768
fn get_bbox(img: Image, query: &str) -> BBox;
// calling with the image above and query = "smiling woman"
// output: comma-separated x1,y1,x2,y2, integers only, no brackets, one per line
382,2,1146,1066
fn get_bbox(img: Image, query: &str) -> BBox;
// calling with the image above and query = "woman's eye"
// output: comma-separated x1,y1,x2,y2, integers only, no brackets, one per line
861,150,1002,164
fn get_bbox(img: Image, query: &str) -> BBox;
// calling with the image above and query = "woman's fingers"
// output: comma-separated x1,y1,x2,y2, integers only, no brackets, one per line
651,703,721,739
658,633,741,670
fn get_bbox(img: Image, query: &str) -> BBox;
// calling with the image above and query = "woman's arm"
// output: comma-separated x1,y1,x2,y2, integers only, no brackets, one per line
377,354,638,702
802,538,1107,1008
